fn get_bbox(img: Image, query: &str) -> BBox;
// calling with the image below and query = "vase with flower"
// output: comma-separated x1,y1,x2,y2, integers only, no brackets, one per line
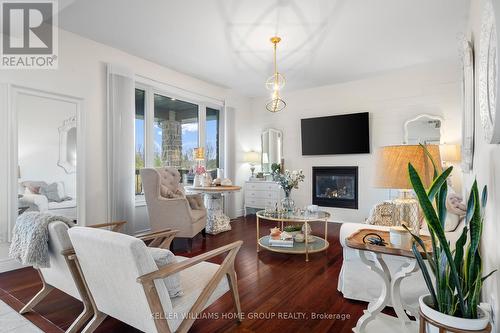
271,169,305,212
193,165,206,187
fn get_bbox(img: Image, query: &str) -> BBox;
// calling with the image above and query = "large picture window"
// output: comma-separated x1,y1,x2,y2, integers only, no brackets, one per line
135,89,145,195
134,86,222,198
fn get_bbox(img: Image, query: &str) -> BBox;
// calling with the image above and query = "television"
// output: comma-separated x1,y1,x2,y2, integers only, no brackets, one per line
301,112,370,155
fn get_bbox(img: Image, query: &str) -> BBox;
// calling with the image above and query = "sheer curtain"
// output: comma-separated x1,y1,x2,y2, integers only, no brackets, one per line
107,65,135,233
0,83,9,242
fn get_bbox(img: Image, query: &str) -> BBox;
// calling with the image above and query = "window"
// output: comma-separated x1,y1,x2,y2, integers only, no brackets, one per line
206,107,220,178
153,94,199,170
135,89,145,195
134,85,222,197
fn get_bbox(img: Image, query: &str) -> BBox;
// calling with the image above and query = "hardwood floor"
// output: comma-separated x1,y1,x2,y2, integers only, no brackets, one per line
0,216,378,333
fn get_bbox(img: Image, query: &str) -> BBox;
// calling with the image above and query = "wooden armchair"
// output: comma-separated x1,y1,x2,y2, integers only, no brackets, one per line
68,226,242,333
20,220,177,333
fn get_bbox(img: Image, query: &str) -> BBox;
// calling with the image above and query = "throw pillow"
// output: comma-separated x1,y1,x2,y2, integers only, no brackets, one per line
21,181,47,194
148,247,183,298
41,183,65,202
366,201,397,226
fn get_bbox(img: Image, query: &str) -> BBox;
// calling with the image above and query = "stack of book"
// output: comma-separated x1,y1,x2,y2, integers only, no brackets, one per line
269,231,294,248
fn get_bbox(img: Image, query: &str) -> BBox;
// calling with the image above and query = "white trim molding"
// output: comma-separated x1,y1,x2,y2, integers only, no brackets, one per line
8,85,86,231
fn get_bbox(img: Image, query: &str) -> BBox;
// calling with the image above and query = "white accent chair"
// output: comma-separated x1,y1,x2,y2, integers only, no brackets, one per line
68,226,242,333
141,168,207,239
338,221,465,308
20,221,177,333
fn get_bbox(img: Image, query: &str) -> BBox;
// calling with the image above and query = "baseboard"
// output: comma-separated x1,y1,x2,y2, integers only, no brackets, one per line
233,208,245,218
0,258,24,273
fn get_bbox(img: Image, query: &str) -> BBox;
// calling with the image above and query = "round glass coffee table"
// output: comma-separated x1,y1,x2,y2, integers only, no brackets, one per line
256,210,330,262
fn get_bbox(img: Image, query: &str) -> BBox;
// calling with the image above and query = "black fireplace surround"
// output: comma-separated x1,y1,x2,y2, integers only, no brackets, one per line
312,166,358,209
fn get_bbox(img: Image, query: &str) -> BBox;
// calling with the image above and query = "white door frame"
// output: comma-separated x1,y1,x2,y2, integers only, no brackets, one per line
7,85,86,237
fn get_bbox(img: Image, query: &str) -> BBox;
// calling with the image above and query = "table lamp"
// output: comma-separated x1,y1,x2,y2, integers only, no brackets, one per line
375,144,442,234
440,144,461,166
193,147,205,161
244,151,260,179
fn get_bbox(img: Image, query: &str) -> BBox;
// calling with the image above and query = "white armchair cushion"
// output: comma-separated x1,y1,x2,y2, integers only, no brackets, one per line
148,247,183,298
68,227,173,333
39,221,80,300
170,260,230,331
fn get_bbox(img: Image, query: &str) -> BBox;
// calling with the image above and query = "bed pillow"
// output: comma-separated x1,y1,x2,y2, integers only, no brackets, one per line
40,182,67,202
148,247,183,298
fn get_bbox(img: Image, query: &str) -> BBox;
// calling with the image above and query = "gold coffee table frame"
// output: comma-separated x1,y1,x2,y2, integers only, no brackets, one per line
256,210,330,262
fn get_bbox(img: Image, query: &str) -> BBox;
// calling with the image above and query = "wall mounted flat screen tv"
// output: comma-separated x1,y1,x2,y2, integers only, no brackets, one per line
301,112,370,155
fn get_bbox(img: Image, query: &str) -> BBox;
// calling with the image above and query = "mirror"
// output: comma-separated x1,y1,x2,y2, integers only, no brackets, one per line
261,128,283,173
404,114,443,144
17,91,79,222
58,116,77,174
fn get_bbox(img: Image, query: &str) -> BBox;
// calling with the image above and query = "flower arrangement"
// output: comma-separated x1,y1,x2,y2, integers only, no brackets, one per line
194,165,206,175
273,169,305,196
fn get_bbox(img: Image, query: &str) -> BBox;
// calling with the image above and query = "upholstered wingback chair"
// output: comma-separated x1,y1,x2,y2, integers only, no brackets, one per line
141,167,207,239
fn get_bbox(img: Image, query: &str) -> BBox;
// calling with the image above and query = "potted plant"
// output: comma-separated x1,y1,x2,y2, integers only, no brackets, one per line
405,146,495,332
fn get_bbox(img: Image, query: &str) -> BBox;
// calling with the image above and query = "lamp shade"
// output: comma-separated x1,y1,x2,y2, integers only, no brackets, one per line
375,145,442,190
244,151,260,164
440,144,461,163
193,147,205,161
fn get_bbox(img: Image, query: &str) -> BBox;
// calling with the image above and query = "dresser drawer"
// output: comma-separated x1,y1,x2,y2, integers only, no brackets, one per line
245,198,279,209
245,190,278,200
246,182,279,191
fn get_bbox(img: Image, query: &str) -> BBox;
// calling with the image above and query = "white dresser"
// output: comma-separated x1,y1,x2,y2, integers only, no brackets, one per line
244,180,283,216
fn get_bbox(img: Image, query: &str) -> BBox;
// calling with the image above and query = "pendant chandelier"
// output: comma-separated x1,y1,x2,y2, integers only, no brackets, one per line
265,36,286,113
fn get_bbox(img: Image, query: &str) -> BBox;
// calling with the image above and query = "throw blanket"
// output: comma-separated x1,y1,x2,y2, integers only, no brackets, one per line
9,212,75,268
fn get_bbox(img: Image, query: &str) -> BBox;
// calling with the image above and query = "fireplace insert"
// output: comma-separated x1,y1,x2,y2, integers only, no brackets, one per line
312,166,358,209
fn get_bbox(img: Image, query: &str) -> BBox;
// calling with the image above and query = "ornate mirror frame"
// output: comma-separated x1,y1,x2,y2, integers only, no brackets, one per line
461,38,475,172
58,116,77,174
261,128,283,174
479,0,500,143
403,114,443,145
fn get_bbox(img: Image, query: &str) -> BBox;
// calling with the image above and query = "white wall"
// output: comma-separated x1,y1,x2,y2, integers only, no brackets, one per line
18,94,77,197
466,0,500,328
239,61,461,223
0,29,250,235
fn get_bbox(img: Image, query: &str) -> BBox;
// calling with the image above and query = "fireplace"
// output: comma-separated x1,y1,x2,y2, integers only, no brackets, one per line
312,167,358,209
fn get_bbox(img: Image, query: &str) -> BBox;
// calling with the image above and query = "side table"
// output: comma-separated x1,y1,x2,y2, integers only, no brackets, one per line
185,185,241,235
346,228,433,333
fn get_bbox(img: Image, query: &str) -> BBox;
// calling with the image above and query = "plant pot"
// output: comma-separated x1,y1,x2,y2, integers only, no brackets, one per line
419,295,490,332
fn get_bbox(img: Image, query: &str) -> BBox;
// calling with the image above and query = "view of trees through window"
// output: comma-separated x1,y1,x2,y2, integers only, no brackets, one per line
135,89,145,194
135,88,220,194
206,107,219,173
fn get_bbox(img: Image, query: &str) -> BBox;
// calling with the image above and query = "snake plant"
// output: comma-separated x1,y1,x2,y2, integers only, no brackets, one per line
405,145,495,319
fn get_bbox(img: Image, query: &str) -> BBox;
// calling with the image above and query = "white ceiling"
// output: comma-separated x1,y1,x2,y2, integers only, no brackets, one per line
58,0,470,96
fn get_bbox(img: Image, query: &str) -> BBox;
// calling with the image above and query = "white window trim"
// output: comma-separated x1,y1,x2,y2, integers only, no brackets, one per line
134,79,225,202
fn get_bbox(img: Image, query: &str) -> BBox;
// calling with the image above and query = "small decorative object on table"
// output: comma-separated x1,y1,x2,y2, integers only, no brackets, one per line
361,233,387,246
269,229,294,248
193,165,206,187
389,226,411,248
283,224,302,236
272,168,305,212
202,172,212,187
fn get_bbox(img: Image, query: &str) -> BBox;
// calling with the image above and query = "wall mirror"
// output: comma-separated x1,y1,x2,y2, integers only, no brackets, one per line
2,86,85,250
261,128,283,173
404,114,443,144
58,116,77,174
